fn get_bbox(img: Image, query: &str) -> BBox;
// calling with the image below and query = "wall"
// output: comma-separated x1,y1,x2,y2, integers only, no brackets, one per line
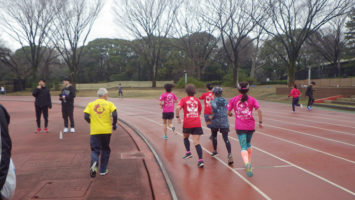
295,77,355,88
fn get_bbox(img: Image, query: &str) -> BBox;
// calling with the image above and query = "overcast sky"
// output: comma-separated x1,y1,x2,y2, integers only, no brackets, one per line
1,0,133,51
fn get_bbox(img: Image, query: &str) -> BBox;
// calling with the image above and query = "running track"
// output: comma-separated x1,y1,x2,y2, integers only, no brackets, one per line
1,96,355,200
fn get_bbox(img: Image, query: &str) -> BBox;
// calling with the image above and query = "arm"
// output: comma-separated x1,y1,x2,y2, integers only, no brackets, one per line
257,108,263,128
84,113,90,123
48,90,52,109
175,106,182,124
32,88,40,97
66,87,76,101
0,105,12,190
112,110,118,130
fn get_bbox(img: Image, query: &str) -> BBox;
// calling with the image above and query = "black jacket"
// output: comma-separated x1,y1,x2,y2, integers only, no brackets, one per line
33,87,52,108
59,85,76,105
0,104,11,190
305,85,313,97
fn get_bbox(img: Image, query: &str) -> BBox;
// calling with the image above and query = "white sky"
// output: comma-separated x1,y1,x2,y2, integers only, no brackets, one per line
1,0,134,51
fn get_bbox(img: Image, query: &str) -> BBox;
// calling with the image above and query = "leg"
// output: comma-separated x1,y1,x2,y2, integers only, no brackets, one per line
100,134,112,173
211,129,218,152
69,105,75,128
35,106,41,128
292,98,296,111
163,119,167,136
192,135,203,160
90,135,101,167
62,106,69,128
295,97,300,107
246,133,254,163
183,133,190,152
167,119,173,128
237,133,249,164
221,130,231,154
43,107,49,128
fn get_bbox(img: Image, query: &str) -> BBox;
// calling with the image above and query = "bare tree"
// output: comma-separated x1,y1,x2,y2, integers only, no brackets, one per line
204,0,265,87
0,0,60,80
174,1,218,80
261,0,353,87
51,0,103,87
113,0,182,87
307,16,347,77
0,47,32,81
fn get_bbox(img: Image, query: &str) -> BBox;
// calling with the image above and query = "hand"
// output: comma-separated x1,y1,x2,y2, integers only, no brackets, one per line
62,95,66,99
113,124,117,130
228,112,233,117
259,122,263,128
37,85,41,89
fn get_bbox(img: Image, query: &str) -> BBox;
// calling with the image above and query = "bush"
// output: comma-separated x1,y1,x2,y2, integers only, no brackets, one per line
176,77,205,88
259,80,287,85
222,69,257,87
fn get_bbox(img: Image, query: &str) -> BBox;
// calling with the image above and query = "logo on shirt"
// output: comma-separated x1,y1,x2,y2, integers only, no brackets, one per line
235,101,252,120
186,97,198,118
205,94,213,107
165,94,174,107
94,104,105,115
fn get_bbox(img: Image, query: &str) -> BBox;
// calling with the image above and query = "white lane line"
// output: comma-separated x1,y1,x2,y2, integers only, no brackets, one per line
263,124,355,147
256,130,355,164
234,165,292,170
139,116,272,200
265,118,355,136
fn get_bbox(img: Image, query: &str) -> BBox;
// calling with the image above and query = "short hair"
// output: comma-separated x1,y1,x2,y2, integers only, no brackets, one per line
97,88,108,97
63,77,71,82
212,86,223,97
39,79,46,83
185,84,196,96
311,82,316,85
294,84,297,89
206,83,213,90
164,83,174,92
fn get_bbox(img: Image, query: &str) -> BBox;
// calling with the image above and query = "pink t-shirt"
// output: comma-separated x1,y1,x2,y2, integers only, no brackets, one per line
227,95,260,130
160,92,178,113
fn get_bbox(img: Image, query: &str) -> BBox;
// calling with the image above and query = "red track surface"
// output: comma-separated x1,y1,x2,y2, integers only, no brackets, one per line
1,96,355,200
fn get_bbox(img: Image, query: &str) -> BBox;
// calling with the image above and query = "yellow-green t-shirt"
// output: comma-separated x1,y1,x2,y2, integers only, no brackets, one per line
84,99,117,135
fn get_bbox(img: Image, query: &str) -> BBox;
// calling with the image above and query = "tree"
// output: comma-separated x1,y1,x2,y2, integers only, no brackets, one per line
261,0,353,87
0,0,61,81
113,0,182,87
345,7,355,56
204,0,265,87
51,0,103,88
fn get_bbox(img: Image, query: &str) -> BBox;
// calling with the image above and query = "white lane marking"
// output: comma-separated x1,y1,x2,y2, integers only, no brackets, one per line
234,165,292,170
140,116,272,200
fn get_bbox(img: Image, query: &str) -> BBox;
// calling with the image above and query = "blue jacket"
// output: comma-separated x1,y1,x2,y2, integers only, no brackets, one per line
210,97,229,129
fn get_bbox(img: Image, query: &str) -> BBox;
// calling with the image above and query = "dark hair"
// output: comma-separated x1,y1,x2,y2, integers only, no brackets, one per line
164,83,174,92
212,87,223,97
185,84,196,96
311,82,316,85
294,84,297,89
63,77,71,82
206,83,213,90
39,79,46,83
238,82,249,102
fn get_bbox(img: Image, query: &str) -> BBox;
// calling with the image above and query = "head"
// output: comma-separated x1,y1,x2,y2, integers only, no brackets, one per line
212,86,223,97
294,84,297,89
63,78,70,87
97,88,108,100
206,83,213,91
238,82,249,103
185,84,196,96
39,79,46,87
164,83,174,93
311,82,316,87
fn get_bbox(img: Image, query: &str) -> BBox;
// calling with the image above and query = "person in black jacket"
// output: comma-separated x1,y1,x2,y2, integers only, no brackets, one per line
0,104,12,196
59,78,76,133
32,79,52,133
305,82,316,111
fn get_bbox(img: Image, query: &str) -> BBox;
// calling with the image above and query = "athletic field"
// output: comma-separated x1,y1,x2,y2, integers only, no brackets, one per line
1,96,354,200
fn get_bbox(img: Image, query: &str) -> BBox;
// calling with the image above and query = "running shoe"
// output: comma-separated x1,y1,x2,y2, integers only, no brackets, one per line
70,128,75,133
198,160,204,168
245,163,253,177
90,161,98,178
163,135,168,140
100,169,109,176
63,127,69,133
44,128,48,133
228,154,234,165
211,151,218,157
171,127,176,134
300,104,303,108
35,128,41,133
182,152,192,159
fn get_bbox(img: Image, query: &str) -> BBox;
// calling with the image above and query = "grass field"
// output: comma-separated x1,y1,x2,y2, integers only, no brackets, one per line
7,85,309,105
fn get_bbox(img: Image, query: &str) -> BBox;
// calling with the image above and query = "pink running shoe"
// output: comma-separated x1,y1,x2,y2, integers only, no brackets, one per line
35,128,41,133
44,128,48,133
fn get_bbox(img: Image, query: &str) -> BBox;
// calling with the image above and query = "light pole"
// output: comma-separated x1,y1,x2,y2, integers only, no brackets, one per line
184,70,187,85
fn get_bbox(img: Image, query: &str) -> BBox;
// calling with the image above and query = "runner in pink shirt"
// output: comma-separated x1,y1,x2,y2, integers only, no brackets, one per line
227,82,263,177
288,84,303,112
159,84,178,139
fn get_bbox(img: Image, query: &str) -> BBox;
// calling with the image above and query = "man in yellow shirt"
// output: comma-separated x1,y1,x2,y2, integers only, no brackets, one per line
84,88,117,177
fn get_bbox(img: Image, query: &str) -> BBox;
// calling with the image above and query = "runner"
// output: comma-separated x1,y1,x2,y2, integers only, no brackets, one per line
32,79,52,133
176,84,204,168
288,84,303,113
305,82,316,111
0,86,5,96
59,78,76,133
84,88,118,177
227,82,263,177
118,84,123,97
199,83,214,139
159,83,178,139
209,87,233,165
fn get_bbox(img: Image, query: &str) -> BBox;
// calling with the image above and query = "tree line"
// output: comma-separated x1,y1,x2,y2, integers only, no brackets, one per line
0,0,354,89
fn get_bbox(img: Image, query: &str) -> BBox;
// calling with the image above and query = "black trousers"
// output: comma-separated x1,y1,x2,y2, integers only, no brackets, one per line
35,106,48,128
292,97,301,111
62,104,74,128
307,96,314,107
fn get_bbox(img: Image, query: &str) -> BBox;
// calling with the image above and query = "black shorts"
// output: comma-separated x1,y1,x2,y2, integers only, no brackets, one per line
211,128,230,134
183,127,203,135
162,112,174,119
236,130,255,135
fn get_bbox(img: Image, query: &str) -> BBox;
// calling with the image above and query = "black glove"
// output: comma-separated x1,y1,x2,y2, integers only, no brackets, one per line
113,124,117,130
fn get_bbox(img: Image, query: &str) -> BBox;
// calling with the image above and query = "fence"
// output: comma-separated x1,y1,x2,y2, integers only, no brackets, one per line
296,77,355,88
76,81,174,90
